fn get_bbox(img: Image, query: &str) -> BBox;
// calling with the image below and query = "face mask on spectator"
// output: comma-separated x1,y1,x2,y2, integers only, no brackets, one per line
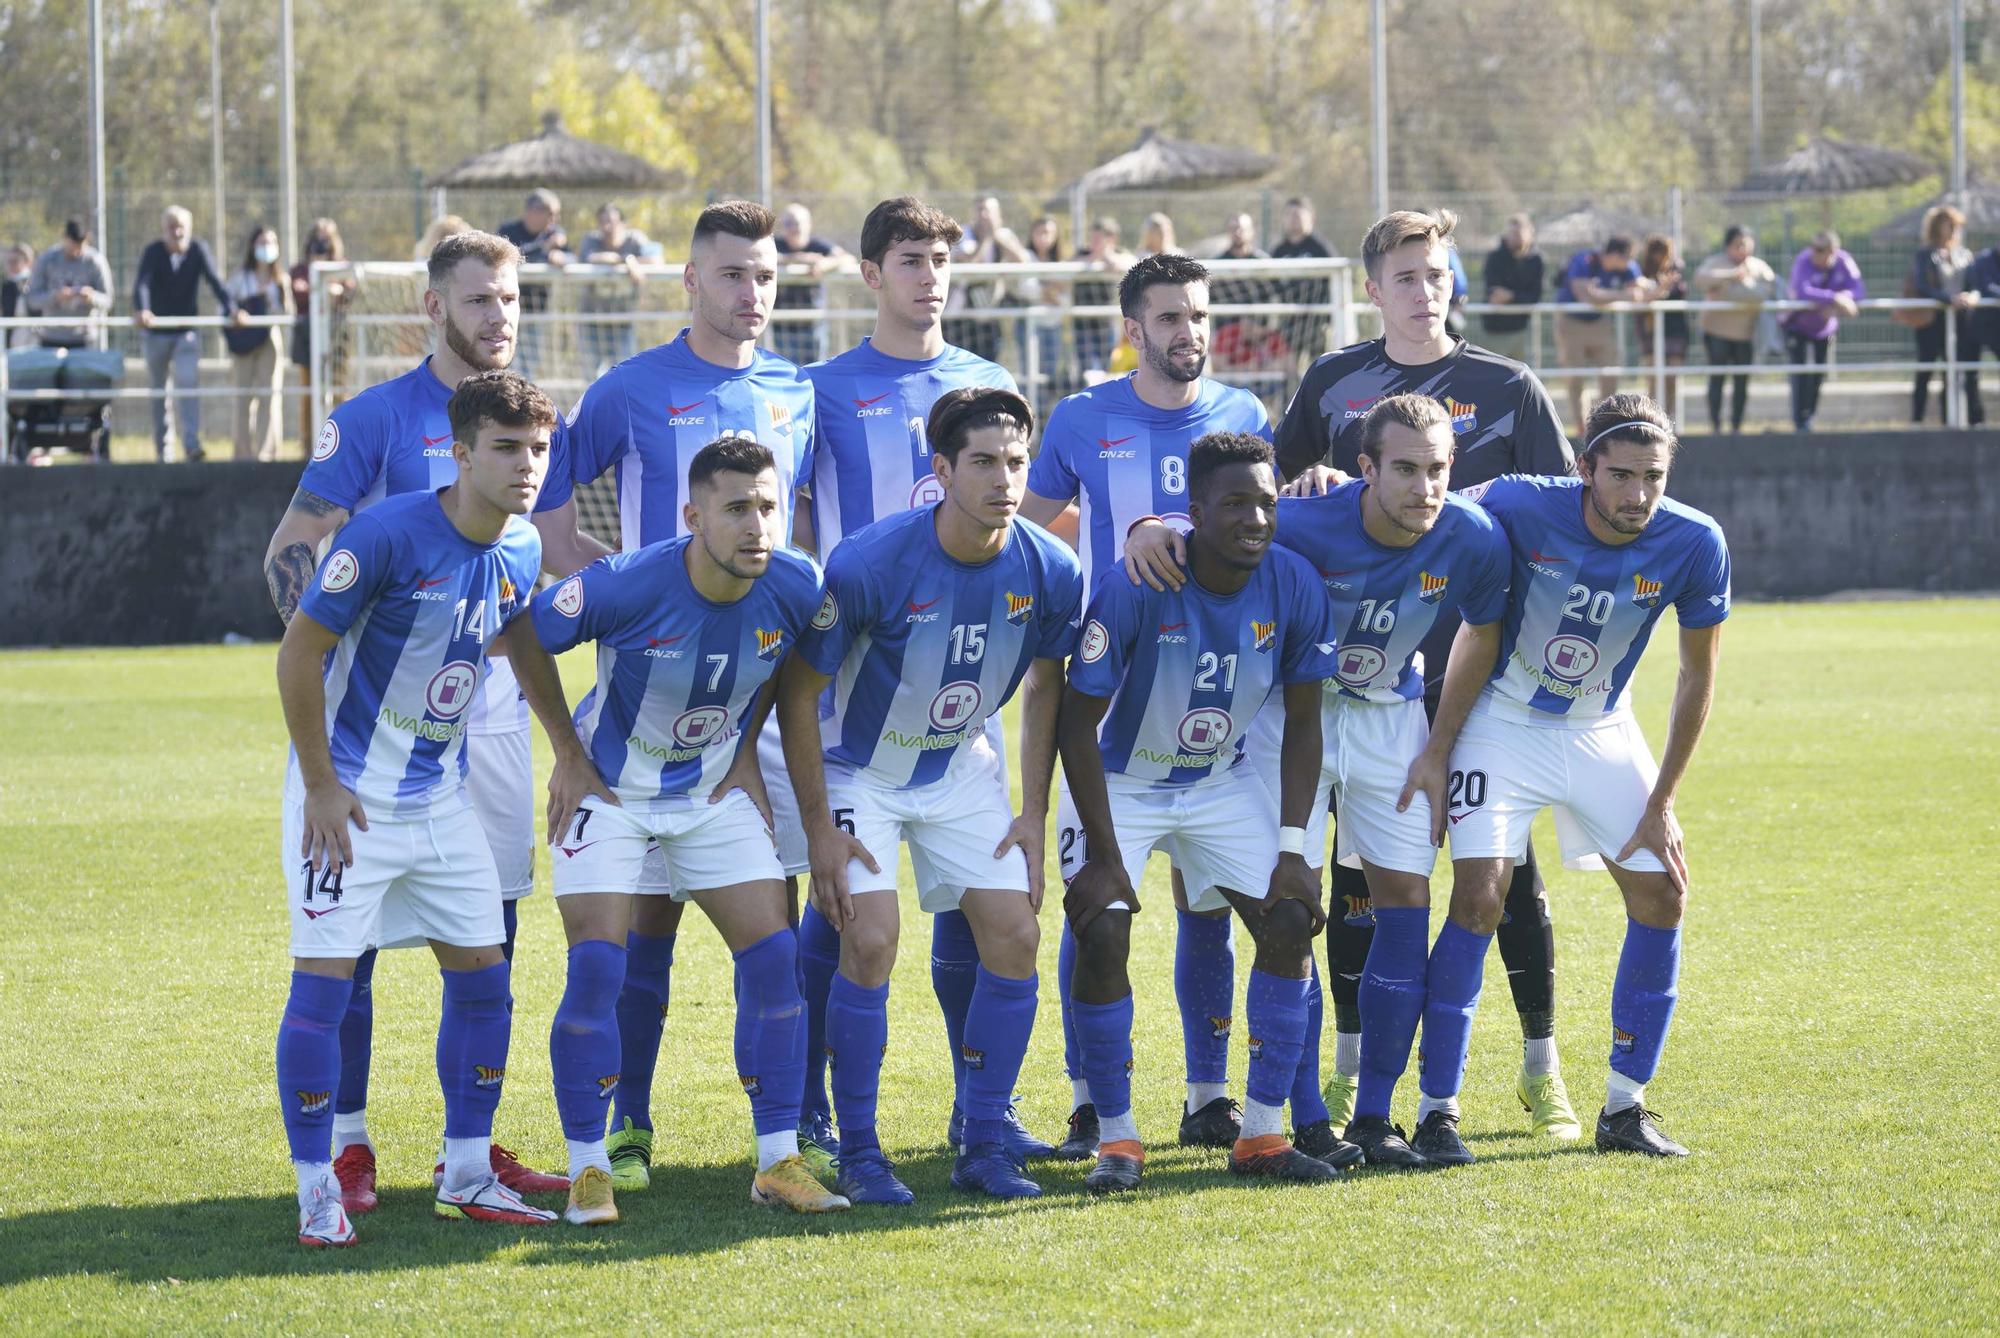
255,242,279,264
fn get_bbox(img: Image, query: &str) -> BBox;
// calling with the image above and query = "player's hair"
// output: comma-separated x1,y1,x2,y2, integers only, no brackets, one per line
858,196,963,265
1922,204,1966,247
1358,394,1452,462
1119,251,1209,318
1360,208,1457,278
692,200,776,250
689,436,777,492
1579,393,1678,466
427,229,521,291
1188,431,1275,498
1602,234,1635,257
447,369,556,448
927,385,1034,466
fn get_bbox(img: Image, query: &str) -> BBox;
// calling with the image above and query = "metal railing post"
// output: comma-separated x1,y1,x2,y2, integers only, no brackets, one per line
1946,307,1963,428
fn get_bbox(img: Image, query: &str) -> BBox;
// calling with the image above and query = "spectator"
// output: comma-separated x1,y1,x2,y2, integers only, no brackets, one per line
1963,232,2000,390
1138,212,1178,258
577,203,655,375
947,195,1028,362
3,243,34,348
1480,212,1544,365
413,213,471,260
773,202,844,365
497,188,569,378
291,217,349,445
1210,211,1277,371
133,205,233,462
1638,234,1689,415
1553,234,1655,433
26,217,114,348
223,222,290,461
1071,216,1135,377
1216,211,1269,262
1910,204,1983,426
1693,225,1776,434
1270,197,1331,260
1018,215,1069,396
1781,229,1865,432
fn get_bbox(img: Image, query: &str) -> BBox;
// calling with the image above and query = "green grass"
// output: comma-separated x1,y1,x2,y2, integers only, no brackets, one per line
2,601,1997,1334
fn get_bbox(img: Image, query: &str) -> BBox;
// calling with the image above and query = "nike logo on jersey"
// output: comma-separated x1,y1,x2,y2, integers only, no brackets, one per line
1531,549,1568,563
908,597,941,612
853,393,892,408
421,433,451,446
1158,621,1188,632
418,575,451,589
648,634,686,646
667,400,703,415
1098,436,1134,448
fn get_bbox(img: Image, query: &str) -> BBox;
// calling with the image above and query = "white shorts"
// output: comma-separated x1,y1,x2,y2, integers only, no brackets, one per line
830,740,1028,913
633,725,806,893
552,789,786,901
1057,769,1277,915
1445,699,1666,873
463,726,534,900
1246,695,1438,877
282,792,504,958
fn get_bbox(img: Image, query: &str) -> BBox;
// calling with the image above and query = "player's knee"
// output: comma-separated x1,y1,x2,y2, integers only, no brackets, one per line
840,914,900,983
1073,910,1131,973
1446,882,1505,935
634,897,685,937
1626,877,1685,929
976,909,1040,977
1259,899,1316,953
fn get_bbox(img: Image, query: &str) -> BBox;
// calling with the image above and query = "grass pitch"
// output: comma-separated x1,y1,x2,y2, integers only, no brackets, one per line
2,599,1996,1334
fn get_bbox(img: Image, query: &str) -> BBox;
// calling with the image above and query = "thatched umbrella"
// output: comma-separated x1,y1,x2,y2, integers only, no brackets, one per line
1871,182,2000,244
429,110,681,213
1532,202,1657,252
1058,127,1277,243
1732,136,1935,199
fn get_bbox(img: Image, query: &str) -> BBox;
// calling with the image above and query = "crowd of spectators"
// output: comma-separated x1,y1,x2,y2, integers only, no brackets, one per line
9,188,2000,462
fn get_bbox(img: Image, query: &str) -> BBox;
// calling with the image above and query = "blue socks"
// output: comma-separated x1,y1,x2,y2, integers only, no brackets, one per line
1418,919,1492,1103
1175,910,1234,1086
826,973,889,1156
611,930,674,1133
961,967,1039,1148
277,970,353,1163
502,898,519,963
732,929,807,1137
1057,920,1081,1082
798,905,841,1124
1356,905,1429,1120
438,960,512,1139
551,938,627,1143
931,909,979,1105
1073,994,1136,1121
333,949,375,1117
1289,960,1330,1125
1243,968,1309,1110
1610,919,1681,1086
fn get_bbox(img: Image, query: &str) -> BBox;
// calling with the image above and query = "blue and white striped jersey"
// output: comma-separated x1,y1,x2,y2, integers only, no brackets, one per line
294,491,541,818
1273,484,1510,704
1068,546,1336,787
797,508,1084,789
535,330,817,550
805,338,1016,552
1024,374,1271,591
1462,475,1730,721
529,540,823,804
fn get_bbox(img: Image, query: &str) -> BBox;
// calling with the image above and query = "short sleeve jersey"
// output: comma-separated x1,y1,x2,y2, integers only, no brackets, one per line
535,330,817,549
529,542,823,805
797,508,1084,790
1273,485,1509,704
1026,375,1271,591
1462,475,1730,721
295,492,540,818
804,338,1016,551
1555,251,1643,317
1069,546,1335,787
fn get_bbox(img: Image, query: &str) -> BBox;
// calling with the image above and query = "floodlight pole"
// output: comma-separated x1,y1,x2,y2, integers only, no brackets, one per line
755,0,772,205
1952,0,1967,202
210,0,226,252
88,0,107,262
1749,0,1762,173
1369,0,1389,218
280,0,299,257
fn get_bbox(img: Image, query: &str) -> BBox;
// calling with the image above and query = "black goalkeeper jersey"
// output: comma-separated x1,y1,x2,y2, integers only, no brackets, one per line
1274,335,1576,690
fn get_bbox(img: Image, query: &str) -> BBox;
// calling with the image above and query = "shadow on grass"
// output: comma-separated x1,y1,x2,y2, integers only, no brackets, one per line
0,1144,1408,1286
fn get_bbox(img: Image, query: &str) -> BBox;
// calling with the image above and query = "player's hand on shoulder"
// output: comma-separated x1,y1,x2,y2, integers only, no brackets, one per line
1265,854,1327,932
544,746,619,846
300,781,367,871
1122,520,1186,592
1280,463,1347,498
992,814,1047,911
1064,858,1137,933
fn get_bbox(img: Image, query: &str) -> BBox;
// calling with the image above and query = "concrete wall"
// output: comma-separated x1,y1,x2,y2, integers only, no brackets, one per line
1,432,1995,648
